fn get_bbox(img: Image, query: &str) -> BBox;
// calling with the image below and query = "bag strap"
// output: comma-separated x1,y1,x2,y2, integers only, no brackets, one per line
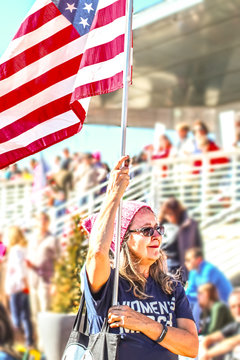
73,292,88,333
101,318,110,333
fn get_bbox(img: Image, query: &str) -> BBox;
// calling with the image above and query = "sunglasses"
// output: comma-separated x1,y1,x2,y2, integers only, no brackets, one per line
129,225,165,237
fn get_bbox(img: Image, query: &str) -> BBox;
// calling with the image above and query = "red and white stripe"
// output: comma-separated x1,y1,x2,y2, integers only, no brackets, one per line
0,0,131,169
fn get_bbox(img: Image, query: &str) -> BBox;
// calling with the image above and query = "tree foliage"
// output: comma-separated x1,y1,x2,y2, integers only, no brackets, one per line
51,215,88,313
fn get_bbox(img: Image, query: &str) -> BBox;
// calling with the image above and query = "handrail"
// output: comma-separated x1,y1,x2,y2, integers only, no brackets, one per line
1,149,240,236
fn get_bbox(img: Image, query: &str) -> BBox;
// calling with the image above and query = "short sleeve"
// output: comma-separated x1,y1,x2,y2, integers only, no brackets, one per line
174,282,194,321
83,266,114,317
221,322,239,338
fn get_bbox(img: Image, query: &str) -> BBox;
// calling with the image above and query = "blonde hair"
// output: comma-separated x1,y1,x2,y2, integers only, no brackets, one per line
176,122,190,132
8,226,27,248
119,240,175,299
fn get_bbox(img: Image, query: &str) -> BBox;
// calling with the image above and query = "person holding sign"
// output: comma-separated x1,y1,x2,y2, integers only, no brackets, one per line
82,156,198,360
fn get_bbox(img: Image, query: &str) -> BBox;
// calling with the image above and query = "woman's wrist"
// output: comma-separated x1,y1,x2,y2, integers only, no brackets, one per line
139,314,164,341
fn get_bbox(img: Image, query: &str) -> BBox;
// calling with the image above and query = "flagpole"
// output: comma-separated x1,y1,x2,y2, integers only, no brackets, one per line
112,0,133,306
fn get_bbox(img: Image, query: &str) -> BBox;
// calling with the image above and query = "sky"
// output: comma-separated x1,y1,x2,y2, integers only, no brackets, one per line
0,0,163,168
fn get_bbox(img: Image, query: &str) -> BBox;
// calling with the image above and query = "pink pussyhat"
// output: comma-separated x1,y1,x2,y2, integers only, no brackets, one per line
82,200,153,252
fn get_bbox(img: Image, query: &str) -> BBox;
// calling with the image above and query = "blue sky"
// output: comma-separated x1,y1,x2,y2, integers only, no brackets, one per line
0,0,162,168
0,0,163,57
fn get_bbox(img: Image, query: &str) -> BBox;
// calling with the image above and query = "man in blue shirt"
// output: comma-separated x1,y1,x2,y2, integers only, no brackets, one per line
185,247,233,328
185,248,233,305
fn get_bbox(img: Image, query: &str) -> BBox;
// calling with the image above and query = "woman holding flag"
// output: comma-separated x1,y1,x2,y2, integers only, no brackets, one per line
83,156,198,360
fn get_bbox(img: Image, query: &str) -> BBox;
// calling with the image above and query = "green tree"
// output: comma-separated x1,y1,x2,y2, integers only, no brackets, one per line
51,215,88,313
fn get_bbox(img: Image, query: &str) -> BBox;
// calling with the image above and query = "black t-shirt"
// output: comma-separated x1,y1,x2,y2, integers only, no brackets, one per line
84,267,194,360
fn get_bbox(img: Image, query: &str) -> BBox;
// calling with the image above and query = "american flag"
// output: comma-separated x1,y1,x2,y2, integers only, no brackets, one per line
0,0,132,169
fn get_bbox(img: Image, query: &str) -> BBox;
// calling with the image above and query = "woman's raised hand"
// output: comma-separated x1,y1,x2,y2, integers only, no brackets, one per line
106,156,130,201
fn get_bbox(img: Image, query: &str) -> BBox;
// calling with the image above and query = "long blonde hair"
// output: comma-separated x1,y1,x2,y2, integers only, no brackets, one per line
119,236,175,299
8,226,27,248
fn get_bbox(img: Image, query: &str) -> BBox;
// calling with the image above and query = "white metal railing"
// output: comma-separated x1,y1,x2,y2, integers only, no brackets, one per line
1,149,240,237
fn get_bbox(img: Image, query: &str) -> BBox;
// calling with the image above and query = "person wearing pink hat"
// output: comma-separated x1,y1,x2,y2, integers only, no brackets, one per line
83,156,198,360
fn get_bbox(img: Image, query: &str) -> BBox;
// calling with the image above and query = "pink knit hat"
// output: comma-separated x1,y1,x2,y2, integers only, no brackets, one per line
82,200,153,252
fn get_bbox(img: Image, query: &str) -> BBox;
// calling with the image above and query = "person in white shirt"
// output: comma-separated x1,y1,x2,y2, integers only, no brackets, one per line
175,123,195,156
5,226,33,347
26,212,59,326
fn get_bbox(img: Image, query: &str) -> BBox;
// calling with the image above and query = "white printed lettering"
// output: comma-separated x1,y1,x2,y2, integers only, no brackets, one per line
131,300,141,312
150,301,160,314
159,301,169,314
170,297,175,311
139,302,153,314
166,313,173,327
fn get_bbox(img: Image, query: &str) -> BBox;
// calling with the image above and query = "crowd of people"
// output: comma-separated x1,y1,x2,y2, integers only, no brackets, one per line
0,212,59,359
0,120,233,184
0,121,239,359
0,120,234,222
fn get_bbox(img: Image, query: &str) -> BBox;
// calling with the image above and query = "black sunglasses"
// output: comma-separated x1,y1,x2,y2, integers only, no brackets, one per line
128,225,165,237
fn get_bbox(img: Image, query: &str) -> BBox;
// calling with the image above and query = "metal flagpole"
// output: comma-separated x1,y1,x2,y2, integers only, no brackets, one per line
112,0,133,306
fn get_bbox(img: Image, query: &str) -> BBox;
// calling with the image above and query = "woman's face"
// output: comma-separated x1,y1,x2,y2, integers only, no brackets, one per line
127,209,162,266
197,289,209,309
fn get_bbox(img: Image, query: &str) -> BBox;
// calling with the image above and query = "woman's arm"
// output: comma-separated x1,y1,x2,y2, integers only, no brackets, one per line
108,305,199,358
86,156,130,294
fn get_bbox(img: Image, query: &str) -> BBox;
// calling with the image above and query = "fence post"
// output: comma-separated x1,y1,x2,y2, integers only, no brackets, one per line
150,163,159,214
201,155,209,223
231,152,238,206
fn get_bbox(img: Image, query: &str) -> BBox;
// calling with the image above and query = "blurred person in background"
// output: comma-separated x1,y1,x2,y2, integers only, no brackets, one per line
175,122,195,156
185,247,233,328
4,227,33,347
52,155,73,199
74,153,100,206
71,152,80,172
50,148,73,199
61,148,72,171
0,303,21,360
30,158,48,206
185,248,232,306
1,165,22,181
158,198,202,280
151,134,174,160
21,168,32,181
151,134,175,177
26,212,60,326
200,289,240,360
9,165,22,181
51,155,61,175
92,151,109,184
3,167,12,181
192,121,229,171
198,283,234,336
46,182,66,218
